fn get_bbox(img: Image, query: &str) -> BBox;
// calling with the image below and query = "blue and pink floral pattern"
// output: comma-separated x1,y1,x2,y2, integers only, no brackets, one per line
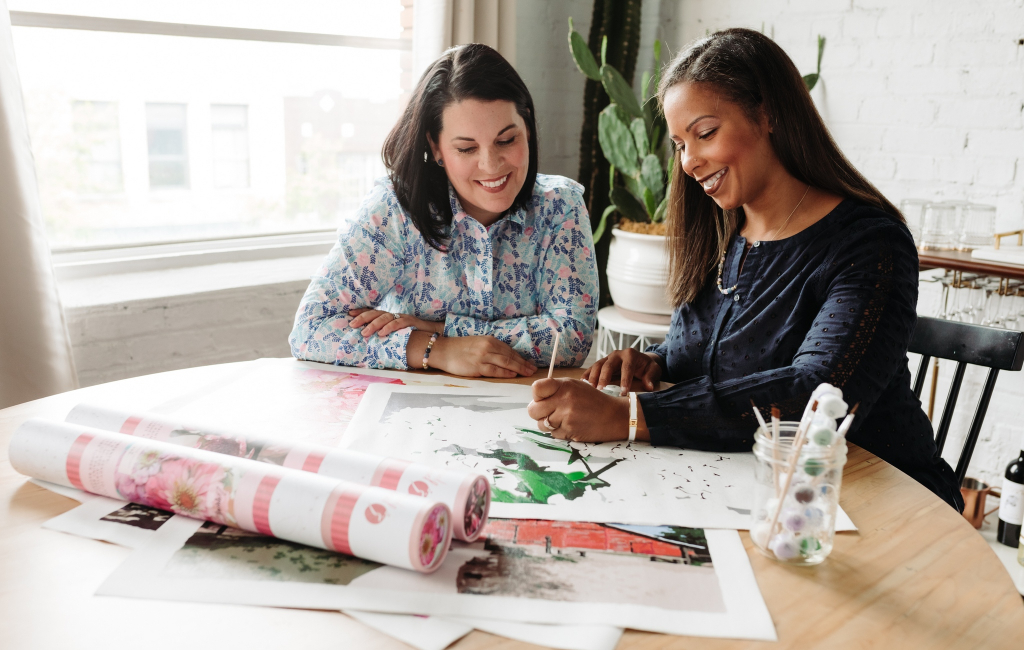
289,174,598,370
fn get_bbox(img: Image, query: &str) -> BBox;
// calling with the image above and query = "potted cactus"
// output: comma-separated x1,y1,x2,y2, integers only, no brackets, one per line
569,19,673,321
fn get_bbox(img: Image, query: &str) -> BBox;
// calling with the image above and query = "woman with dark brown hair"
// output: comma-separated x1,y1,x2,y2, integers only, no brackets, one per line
527,28,962,510
290,44,598,378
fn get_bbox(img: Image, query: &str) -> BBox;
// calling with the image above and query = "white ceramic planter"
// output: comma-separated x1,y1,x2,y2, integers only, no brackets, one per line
606,227,673,320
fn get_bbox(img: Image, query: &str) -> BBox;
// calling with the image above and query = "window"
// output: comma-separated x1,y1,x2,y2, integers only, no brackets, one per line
146,103,189,189
71,100,122,193
211,104,249,189
10,1,413,249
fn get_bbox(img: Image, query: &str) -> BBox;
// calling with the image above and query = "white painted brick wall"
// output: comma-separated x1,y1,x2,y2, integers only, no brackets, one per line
678,1,1024,485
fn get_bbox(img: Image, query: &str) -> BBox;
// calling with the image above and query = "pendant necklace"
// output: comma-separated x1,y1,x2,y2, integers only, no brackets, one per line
716,184,811,296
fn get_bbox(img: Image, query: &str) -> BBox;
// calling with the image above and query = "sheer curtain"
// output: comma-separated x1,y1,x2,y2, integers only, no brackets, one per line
0,0,78,409
413,0,517,81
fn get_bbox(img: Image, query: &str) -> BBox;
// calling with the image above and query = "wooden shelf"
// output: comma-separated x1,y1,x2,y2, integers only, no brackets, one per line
919,249,1024,281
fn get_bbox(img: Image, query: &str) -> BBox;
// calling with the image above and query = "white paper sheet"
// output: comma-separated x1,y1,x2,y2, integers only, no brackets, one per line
342,610,472,650
164,359,497,448
97,514,777,640
343,384,854,531
29,478,92,502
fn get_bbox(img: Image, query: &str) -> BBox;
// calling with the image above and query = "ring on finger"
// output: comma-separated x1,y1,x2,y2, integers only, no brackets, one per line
391,312,401,321
543,417,560,432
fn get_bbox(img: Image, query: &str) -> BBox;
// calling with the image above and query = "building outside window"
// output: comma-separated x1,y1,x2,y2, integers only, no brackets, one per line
146,103,189,189
211,104,249,189
9,0,413,248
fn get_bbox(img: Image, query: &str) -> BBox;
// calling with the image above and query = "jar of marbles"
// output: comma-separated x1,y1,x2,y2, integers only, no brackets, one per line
750,421,848,566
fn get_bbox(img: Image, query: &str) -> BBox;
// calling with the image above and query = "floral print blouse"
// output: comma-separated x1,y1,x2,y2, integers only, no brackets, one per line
289,174,599,370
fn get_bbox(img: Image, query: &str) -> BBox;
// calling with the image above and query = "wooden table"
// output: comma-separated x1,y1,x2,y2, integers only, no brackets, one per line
2,361,1023,649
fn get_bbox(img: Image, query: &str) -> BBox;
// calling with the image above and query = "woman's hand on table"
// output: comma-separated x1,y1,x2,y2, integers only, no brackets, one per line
582,349,664,394
429,335,537,378
527,378,649,443
349,308,443,338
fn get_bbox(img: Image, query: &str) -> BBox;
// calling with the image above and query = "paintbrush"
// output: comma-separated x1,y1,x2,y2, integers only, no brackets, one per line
770,406,782,494
749,399,769,433
765,400,818,544
548,329,561,379
835,403,860,439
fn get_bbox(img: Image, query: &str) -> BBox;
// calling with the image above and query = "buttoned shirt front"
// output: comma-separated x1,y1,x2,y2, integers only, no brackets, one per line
290,174,598,369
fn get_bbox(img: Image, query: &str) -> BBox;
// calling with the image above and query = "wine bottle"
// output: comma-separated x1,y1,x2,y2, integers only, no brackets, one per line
997,437,1024,547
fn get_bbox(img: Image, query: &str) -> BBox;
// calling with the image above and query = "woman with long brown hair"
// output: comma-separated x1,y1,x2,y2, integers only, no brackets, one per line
527,28,961,510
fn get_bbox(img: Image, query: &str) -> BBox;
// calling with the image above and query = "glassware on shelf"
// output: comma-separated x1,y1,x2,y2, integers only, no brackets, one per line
920,202,958,250
959,204,997,251
899,199,929,247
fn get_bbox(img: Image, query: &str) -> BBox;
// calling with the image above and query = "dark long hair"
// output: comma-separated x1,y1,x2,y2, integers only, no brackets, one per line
657,28,903,306
381,44,539,250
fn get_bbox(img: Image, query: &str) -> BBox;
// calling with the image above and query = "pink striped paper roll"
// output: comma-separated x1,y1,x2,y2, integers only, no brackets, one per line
10,419,451,573
65,403,490,541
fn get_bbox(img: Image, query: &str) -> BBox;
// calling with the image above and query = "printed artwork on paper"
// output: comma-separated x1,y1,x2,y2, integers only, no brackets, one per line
343,385,758,529
97,512,777,639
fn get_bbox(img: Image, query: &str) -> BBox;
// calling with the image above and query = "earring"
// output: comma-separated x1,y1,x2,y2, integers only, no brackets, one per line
436,159,444,167
423,151,428,162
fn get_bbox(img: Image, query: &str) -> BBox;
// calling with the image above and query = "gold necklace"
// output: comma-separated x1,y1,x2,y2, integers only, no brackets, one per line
716,185,811,296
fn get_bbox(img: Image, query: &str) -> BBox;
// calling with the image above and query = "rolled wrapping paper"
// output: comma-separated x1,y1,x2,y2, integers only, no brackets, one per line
64,403,490,542
10,419,452,573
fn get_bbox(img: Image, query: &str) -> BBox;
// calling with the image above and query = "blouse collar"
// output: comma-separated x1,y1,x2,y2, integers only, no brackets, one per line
447,181,528,231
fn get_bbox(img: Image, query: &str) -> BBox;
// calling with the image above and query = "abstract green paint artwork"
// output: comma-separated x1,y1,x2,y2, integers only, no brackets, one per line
445,440,622,505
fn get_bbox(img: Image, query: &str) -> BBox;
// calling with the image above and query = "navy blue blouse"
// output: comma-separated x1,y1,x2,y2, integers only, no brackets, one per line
639,199,963,510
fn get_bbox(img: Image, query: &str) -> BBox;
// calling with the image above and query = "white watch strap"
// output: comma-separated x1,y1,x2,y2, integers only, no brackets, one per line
628,392,637,442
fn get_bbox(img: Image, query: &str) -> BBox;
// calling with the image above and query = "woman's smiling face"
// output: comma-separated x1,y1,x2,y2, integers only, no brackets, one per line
663,81,778,211
429,98,530,225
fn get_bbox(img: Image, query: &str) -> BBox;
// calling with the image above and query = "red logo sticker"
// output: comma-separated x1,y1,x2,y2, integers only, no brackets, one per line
409,480,430,497
365,503,387,524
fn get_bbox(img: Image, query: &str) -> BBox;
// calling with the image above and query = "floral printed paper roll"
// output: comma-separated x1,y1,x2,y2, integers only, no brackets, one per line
64,403,490,542
10,419,451,573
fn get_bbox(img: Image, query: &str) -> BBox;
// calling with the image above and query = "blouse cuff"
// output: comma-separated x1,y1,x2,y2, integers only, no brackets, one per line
369,327,413,370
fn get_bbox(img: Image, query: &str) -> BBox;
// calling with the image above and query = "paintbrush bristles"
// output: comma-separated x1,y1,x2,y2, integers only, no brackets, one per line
750,400,769,433
836,402,860,439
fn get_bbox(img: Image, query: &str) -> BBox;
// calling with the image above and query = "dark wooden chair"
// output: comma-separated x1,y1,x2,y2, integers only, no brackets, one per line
909,316,1024,485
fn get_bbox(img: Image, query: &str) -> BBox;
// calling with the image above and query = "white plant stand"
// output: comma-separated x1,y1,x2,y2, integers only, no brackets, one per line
595,306,671,358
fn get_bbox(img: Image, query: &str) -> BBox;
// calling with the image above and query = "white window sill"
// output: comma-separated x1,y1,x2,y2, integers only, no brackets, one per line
58,254,324,309
52,231,336,281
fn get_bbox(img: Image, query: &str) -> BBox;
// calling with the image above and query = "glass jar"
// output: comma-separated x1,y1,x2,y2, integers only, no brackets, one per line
958,203,996,250
899,198,928,246
920,202,958,250
751,422,848,566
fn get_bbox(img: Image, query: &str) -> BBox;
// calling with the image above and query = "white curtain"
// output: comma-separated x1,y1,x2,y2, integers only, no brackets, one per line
0,0,78,408
413,0,517,82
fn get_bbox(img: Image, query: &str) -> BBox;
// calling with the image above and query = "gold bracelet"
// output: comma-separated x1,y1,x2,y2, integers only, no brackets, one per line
629,392,638,442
